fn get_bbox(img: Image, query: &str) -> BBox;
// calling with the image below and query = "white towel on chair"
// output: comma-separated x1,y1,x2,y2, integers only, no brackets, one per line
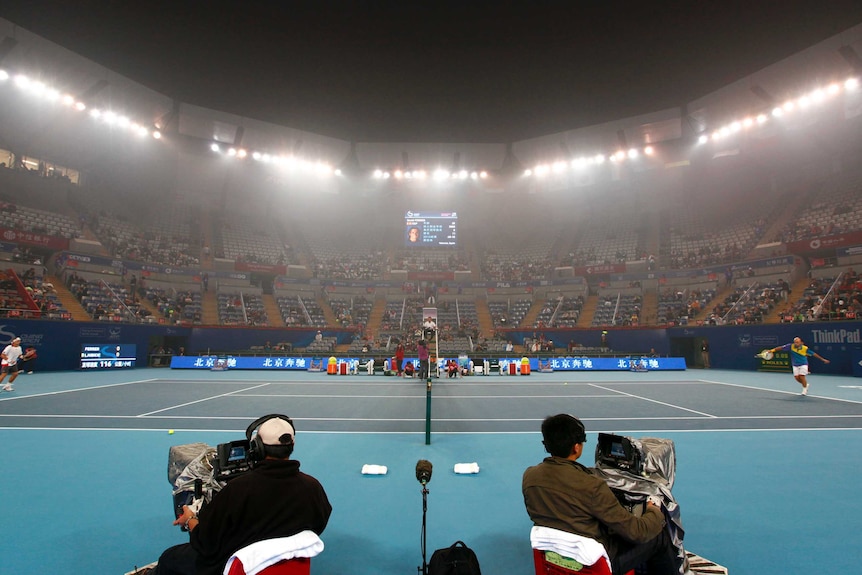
361,464,388,475
530,525,610,568
223,531,323,575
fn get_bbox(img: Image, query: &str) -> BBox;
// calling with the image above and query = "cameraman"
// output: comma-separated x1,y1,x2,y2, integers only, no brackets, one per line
144,416,332,575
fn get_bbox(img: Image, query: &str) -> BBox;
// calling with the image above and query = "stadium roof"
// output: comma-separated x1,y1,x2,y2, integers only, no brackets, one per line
2,0,862,144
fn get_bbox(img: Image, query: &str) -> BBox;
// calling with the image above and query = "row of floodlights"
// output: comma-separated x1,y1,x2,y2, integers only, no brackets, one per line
697,77,858,144
372,169,489,181
4,67,859,178
524,76,860,177
208,143,492,181
209,143,335,175
0,69,163,140
524,146,655,177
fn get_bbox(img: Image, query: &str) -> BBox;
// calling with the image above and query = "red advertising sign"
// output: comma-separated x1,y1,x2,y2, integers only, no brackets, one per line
0,228,70,250
786,231,862,254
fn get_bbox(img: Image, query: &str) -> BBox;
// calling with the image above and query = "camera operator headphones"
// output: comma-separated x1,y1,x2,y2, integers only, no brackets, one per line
246,414,295,462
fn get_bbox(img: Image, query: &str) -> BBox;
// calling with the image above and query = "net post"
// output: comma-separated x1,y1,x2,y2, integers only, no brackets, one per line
425,378,432,445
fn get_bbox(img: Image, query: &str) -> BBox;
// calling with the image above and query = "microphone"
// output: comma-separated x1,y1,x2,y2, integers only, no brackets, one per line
415,459,433,485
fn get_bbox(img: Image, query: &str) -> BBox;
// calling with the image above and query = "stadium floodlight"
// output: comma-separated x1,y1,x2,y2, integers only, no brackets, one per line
373,169,383,178
523,169,532,177
845,77,859,90
252,151,262,161
237,149,247,158
89,108,102,119
479,171,488,179
782,100,795,112
756,114,768,124
74,101,86,111
627,148,638,159
394,169,404,179
13,74,29,88
771,106,783,117
552,161,566,173
227,147,237,156
797,95,811,109
0,70,8,81
810,88,825,102
697,134,709,145
594,154,605,164
136,126,149,137
458,170,468,179
29,80,47,96
152,130,162,139
382,171,391,179
210,143,220,152
827,82,840,95
414,170,427,179
433,168,449,180
742,117,754,128
643,145,654,156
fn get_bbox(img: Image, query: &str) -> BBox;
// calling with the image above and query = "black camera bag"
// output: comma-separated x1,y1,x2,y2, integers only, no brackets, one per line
428,540,481,575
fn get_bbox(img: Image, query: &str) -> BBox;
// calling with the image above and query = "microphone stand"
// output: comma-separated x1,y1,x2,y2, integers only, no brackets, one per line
418,483,429,575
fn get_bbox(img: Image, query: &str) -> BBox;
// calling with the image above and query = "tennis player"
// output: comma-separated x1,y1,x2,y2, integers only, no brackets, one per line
768,337,829,396
0,337,23,392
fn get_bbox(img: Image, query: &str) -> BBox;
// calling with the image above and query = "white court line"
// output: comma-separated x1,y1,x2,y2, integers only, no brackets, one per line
697,378,862,405
3,426,862,435
232,393,626,399
3,413,862,422
0,378,162,402
589,383,718,418
138,382,273,416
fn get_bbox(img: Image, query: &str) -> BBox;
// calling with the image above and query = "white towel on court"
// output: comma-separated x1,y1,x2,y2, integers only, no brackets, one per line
453,462,480,474
361,464,388,475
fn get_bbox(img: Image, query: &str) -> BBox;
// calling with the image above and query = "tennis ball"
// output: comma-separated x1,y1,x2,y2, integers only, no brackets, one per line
168,429,175,435
564,382,568,385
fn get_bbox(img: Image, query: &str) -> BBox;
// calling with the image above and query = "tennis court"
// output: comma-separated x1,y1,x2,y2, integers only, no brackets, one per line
1,367,860,574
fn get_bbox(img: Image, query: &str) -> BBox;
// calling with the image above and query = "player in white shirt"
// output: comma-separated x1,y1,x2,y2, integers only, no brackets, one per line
1,337,24,392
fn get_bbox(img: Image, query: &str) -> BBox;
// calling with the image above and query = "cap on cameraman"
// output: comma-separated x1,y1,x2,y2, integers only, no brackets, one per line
258,417,295,446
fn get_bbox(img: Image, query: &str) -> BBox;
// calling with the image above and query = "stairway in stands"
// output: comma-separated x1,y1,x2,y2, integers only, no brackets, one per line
201,291,219,325
519,300,544,330
316,295,338,326
474,297,494,337
46,275,90,321
365,297,387,335
262,294,285,326
641,289,658,324
577,294,599,327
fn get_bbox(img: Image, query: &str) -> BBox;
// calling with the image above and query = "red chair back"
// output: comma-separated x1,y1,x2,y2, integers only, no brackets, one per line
533,548,630,575
226,556,311,575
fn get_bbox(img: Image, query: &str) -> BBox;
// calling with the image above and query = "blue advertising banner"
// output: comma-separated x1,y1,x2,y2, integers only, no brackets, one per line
171,356,324,370
542,357,686,371
171,355,686,371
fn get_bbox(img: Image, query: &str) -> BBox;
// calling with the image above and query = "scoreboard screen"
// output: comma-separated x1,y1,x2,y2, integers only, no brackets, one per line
405,211,457,247
80,344,137,369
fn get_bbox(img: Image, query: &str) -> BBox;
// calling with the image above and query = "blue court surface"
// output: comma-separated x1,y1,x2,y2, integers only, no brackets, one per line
1,367,860,575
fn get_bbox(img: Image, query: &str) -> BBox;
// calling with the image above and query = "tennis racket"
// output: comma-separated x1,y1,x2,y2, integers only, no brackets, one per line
754,350,774,360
